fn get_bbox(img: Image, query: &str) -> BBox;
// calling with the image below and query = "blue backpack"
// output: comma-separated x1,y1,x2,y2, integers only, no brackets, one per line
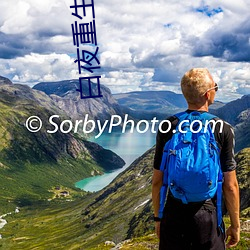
158,111,223,228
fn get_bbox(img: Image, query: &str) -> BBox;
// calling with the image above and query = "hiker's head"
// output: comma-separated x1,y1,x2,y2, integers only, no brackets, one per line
181,68,217,105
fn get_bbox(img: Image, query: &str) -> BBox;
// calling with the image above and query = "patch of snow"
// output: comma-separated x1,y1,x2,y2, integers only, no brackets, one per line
0,209,21,237
134,199,150,210
0,212,11,219
105,241,116,246
0,219,7,229
138,185,145,190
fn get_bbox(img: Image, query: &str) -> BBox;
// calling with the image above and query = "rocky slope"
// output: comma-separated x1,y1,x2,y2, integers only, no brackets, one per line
33,79,124,123
234,108,250,152
209,94,250,152
213,94,250,126
235,148,250,214
0,76,12,85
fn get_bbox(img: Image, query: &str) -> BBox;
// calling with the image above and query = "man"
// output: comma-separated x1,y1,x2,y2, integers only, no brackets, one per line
152,68,240,249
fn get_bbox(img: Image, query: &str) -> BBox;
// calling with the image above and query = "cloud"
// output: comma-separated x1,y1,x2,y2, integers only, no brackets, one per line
0,0,72,58
0,0,249,101
0,53,78,86
192,18,250,62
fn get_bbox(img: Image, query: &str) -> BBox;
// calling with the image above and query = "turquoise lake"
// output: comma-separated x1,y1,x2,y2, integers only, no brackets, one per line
75,129,156,192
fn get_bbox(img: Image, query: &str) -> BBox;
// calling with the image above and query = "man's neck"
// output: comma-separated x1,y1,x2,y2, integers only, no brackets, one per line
187,103,209,112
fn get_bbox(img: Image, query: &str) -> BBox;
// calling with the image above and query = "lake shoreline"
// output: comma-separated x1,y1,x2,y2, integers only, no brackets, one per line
75,130,156,192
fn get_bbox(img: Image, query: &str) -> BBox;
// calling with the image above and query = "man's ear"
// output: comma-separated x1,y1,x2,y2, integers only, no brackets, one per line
204,92,209,100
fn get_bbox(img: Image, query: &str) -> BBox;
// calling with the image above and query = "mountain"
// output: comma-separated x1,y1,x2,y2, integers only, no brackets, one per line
33,79,124,123
235,148,250,214
114,91,186,110
211,94,250,152
0,78,125,212
213,94,250,125
234,109,250,152
209,100,225,110
114,91,186,119
0,76,12,85
114,91,225,120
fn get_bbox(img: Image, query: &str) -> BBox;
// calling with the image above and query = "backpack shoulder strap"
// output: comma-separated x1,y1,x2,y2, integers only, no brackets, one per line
201,112,217,120
173,111,189,121
174,111,217,121
201,112,223,230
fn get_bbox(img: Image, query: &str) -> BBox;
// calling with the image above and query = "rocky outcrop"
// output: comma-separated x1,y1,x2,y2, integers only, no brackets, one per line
0,76,12,85
33,79,124,123
234,109,250,152
235,148,250,214
213,95,250,125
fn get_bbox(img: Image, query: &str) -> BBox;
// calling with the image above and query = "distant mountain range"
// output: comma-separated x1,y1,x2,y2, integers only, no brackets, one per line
32,80,225,122
114,90,225,120
114,91,187,108
213,94,250,125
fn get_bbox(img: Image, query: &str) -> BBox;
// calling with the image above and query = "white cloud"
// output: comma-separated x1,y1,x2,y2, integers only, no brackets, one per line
0,53,77,86
0,0,249,101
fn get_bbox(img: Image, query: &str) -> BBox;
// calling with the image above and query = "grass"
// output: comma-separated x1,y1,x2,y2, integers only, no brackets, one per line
0,198,89,250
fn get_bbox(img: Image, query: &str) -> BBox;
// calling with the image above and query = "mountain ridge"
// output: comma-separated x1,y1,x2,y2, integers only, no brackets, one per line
33,79,124,123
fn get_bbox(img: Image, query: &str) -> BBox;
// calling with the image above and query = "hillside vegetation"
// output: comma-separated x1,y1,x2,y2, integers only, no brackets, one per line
1,147,249,249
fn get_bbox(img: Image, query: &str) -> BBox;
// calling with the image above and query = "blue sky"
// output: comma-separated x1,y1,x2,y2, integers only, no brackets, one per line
0,0,249,102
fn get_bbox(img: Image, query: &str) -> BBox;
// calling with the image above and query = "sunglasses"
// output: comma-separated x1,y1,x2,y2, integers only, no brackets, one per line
203,83,218,95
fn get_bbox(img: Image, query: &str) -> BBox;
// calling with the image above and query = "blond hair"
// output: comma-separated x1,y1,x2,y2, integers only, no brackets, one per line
181,68,214,104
